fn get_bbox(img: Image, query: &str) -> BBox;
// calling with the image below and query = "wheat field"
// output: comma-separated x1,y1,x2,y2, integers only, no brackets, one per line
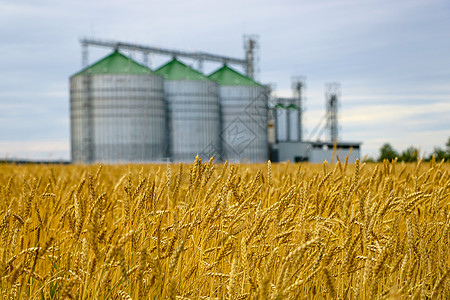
0,157,449,299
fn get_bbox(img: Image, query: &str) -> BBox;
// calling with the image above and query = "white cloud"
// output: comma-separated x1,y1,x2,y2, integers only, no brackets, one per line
341,101,450,124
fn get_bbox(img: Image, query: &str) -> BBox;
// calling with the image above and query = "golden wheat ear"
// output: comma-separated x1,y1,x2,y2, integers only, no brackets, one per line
0,160,448,298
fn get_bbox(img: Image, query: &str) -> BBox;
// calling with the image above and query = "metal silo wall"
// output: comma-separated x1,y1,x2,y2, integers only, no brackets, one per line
276,108,288,142
219,85,268,162
70,77,81,163
70,74,167,163
288,108,299,141
70,75,92,163
164,80,221,162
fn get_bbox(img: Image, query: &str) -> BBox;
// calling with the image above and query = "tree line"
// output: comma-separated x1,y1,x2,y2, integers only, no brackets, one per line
366,137,450,162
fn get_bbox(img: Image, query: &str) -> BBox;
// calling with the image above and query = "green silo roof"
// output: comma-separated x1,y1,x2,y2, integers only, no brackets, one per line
275,103,299,109
208,65,262,87
72,50,151,77
153,58,209,81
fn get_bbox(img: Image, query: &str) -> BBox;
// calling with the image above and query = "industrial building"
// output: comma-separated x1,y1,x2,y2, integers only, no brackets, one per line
273,141,361,163
268,81,361,163
70,37,361,164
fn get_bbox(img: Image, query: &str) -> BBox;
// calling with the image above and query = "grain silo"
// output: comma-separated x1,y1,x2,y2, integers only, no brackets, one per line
70,50,167,163
275,101,301,142
153,58,221,162
208,65,268,162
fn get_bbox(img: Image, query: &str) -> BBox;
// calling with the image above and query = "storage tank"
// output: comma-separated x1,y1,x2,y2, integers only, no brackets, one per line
275,104,288,142
288,105,299,141
70,50,167,163
275,101,301,143
208,65,268,162
153,58,221,162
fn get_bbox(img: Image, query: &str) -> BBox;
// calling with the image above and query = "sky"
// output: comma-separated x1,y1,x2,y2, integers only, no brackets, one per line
0,0,449,161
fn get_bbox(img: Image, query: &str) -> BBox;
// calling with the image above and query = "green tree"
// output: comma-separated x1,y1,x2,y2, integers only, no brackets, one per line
431,147,448,162
428,137,450,162
400,146,419,162
378,143,398,162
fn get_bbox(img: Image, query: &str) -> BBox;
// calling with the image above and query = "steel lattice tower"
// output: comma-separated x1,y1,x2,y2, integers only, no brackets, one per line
292,77,305,141
325,82,340,143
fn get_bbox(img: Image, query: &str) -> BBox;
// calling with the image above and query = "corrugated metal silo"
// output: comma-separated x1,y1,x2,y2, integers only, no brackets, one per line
275,101,301,143
208,65,268,162
288,107,299,141
276,105,288,142
153,59,221,162
70,51,167,163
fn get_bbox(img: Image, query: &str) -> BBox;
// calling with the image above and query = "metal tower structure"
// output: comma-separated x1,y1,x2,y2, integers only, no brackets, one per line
325,82,340,143
243,35,259,80
80,36,257,78
292,76,305,141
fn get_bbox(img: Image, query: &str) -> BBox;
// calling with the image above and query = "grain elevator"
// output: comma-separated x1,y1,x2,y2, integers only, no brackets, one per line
70,37,360,163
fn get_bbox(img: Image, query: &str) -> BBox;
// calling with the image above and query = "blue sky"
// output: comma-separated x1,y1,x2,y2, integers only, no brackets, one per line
0,0,449,160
